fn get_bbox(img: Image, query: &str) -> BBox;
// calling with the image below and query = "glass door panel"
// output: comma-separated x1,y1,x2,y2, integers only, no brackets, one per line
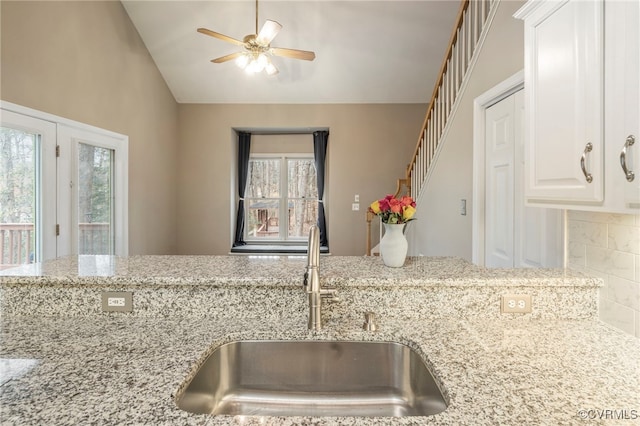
0,127,38,268
0,110,56,267
77,142,114,255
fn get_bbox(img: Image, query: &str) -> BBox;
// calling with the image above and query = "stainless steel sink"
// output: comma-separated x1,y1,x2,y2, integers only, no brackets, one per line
177,340,448,417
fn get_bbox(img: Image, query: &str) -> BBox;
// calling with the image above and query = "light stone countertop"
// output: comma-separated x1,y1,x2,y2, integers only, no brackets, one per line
1,315,639,425
1,255,634,425
0,255,600,288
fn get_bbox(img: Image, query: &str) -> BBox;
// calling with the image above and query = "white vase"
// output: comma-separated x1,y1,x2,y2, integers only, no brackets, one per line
380,223,408,267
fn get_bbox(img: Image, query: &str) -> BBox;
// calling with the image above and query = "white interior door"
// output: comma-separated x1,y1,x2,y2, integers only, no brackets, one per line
485,94,515,267
485,90,563,268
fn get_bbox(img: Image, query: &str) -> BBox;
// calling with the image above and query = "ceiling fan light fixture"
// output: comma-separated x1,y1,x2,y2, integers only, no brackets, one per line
257,53,269,68
265,62,279,76
198,0,314,76
256,20,282,45
245,57,264,74
240,52,278,75
235,53,250,69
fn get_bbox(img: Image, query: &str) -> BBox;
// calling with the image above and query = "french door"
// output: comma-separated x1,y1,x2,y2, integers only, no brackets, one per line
1,105,128,268
0,110,57,267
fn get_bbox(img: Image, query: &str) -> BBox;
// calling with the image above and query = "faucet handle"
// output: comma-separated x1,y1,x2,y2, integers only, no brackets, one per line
320,287,339,302
363,312,378,331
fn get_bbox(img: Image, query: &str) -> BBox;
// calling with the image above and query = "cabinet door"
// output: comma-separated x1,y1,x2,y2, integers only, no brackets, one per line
521,0,604,203
608,0,640,206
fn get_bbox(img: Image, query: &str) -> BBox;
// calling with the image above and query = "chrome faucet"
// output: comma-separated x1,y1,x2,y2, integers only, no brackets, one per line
303,225,337,330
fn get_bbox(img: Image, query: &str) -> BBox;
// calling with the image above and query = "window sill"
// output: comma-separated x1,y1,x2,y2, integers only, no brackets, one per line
229,244,330,255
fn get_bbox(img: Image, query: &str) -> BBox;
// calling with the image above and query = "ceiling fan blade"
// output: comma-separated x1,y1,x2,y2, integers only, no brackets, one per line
197,28,244,46
271,47,316,61
211,52,244,64
256,20,282,45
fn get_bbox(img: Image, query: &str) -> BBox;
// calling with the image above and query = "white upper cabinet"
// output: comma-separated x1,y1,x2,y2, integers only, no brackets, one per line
607,0,640,206
516,0,604,204
516,0,639,213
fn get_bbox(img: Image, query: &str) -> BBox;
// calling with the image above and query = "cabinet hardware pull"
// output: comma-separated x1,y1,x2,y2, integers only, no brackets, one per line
620,135,635,182
580,142,593,183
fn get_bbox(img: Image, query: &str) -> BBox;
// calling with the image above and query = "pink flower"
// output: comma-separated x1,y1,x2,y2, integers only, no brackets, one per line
389,198,402,213
400,196,416,208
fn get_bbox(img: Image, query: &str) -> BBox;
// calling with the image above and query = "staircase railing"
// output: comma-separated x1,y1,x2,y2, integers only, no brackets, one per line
366,0,498,256
405,0,498,200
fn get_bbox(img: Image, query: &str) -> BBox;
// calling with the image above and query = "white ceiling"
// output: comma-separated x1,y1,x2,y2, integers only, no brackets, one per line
122,1,460,104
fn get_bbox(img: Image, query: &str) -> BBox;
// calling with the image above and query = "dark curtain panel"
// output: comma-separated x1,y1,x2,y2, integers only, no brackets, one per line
233,132,251,247
313,130,329,247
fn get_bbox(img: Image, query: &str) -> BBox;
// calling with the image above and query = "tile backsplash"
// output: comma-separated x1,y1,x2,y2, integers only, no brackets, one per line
567,211,640,338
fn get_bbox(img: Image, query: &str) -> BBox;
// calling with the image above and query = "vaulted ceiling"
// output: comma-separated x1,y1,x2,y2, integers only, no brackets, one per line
122,1,460,104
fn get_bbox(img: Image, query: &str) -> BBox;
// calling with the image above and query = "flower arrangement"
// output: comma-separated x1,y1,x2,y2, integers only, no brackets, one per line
368,194,416,224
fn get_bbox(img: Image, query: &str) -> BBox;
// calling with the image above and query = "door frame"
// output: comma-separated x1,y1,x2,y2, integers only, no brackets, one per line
471,70,525,266
0,109,57,262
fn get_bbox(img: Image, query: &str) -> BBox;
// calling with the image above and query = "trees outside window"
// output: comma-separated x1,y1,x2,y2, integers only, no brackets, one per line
245,155,318,241
77,143,114,254
1,104,128,266
0,127,38,267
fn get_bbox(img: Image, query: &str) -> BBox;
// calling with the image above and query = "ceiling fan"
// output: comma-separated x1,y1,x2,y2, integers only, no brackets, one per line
197,0,316,76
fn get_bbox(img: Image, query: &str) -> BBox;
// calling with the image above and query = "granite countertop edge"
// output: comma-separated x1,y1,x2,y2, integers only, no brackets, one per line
0,255,602,289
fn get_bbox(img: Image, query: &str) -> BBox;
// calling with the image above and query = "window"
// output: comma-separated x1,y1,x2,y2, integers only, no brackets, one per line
0,102,128,267
245,155,318,241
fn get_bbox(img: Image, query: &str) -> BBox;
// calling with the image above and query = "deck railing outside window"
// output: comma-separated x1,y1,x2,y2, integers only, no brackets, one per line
0,223,111,269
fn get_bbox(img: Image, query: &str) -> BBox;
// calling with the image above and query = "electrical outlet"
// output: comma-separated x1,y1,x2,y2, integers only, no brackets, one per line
108,297,126,307
352,203,360,211
102,291,133,312
501,294,532,313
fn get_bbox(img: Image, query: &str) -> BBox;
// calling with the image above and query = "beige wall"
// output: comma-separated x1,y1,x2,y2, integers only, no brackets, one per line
177,104,425,255
412,0,526,259
0,1,426,256
1,1,179,255
251,134,314,154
